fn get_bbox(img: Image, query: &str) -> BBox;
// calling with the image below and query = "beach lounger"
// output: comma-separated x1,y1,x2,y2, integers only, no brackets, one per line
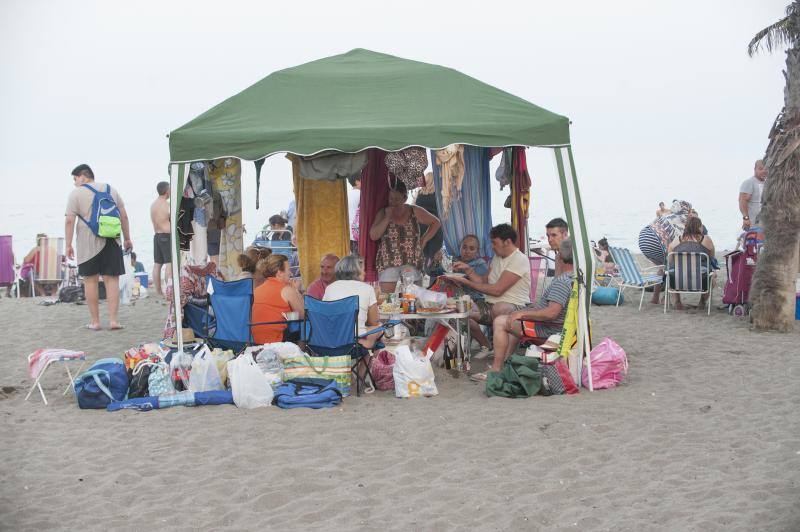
25,349,86,405
609,247,663,311
30,237,65,297
665,251,714,315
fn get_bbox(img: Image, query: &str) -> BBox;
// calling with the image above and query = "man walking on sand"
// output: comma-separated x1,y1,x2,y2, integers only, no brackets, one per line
65,164,132,330
150,181,172,296
739,159,767,229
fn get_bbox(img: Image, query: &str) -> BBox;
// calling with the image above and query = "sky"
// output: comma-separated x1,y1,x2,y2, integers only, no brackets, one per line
0,0,789,264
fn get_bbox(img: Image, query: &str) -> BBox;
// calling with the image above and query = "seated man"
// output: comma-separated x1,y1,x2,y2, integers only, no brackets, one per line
449,224,531,359
305,253,340,299
545,217,570,276
472,239,575,380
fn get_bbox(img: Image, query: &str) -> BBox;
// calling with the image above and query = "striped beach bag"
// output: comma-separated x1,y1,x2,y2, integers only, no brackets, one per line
282,354,351,397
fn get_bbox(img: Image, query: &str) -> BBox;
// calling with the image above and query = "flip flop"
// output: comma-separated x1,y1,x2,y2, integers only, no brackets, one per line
108,324,125,331
85,324,101,331
469,372,489,382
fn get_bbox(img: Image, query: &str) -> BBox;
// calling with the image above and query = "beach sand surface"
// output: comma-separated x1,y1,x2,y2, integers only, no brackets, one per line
1,287,798,531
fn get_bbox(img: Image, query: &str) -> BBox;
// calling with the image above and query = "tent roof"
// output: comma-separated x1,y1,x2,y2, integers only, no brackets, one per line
168,48,571,162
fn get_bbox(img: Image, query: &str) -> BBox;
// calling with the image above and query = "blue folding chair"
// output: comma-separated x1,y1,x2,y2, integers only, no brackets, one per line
186,277,255,352
303,295,399,396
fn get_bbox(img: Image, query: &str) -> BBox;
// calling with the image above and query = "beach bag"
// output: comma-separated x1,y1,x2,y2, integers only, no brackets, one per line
127,360,154,399
148,362,175,396
591,286,622,306
188,345,223,393
58,285,84,303
393,345,438,398
486,354,541,398
273,378,342,409
370,350,395,391
539,359,579,396
74,358,129,409
582,337,628,390
283,354,351,397
77,184,121,238
227,354,274,409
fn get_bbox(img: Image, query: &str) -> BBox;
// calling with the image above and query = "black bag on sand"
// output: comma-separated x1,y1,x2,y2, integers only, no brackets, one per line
59,285,85,303
127,363,153,399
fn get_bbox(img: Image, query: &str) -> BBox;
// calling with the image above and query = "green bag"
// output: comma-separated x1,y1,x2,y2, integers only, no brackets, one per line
485,354,542,398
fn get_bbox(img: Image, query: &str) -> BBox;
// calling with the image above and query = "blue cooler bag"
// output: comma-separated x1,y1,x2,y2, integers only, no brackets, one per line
273,378,342,409
74,358,129,409
592,286,622,306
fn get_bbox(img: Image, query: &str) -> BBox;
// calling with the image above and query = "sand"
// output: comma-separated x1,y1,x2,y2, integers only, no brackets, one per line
1,285,799,531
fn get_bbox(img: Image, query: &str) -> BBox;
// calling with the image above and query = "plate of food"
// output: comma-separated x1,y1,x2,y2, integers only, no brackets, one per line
443,272,466,278
416,307,449,314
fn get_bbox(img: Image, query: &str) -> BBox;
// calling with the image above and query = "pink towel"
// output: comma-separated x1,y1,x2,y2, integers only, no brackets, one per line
28,349,85,379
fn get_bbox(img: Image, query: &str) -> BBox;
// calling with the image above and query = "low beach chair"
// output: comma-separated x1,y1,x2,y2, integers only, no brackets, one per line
25,349,86,405
609,247,663,310
303,295,399,396
31,237,65,297
665,251,714,315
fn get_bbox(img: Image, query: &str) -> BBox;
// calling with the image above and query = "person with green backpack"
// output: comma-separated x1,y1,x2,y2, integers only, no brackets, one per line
65,164,132,331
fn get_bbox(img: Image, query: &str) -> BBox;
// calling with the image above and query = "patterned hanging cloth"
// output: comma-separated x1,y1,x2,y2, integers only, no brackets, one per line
358,149,391,282
208,158,244,279
434,144,466,219
510,147,531,253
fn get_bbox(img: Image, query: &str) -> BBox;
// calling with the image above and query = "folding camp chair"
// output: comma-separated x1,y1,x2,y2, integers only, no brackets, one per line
30,237,65,297
189,277,254,352
303,295,399,396
665,251,714,315
609,247,663,310
25,349,86,405
529,255,548,303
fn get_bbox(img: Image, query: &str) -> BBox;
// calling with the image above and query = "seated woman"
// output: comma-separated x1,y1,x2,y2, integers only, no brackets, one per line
251,254,304,344
235,246,272,288
667,217,715,310
447,234,489,301
323,255,383,348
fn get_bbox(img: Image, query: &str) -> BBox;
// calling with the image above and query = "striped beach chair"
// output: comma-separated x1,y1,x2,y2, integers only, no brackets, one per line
25,349,87,405
665,252,714,315
609,247,663,310
31,237,65,297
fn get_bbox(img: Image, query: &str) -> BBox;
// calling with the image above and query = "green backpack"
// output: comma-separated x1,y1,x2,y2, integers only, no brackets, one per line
486,354,542,398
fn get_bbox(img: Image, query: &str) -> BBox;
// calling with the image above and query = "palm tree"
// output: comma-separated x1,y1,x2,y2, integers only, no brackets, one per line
747,1,800,332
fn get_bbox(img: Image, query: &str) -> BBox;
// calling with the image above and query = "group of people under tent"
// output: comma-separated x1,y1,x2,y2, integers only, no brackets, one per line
163,168,580,384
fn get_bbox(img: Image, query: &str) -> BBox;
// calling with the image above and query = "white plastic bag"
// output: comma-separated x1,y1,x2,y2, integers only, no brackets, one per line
189,345,223,392
393,345,438,398
227,354,274,408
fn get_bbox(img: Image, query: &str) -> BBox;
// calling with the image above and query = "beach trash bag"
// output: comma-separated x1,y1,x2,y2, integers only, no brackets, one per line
188,346,223,393
486,354,541,398
370,350,396,391
393,345,438,398
582,337,628,390
273,378,343,409
74,358,129,409
227,354,274,409
591,286,622,306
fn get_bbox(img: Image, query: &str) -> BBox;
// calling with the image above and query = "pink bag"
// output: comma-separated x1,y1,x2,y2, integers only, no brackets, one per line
369,350,395,391
582,337,628,389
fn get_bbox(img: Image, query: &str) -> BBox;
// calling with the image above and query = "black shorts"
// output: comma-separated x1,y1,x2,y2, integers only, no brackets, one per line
154,233,172,264
78,239,125,277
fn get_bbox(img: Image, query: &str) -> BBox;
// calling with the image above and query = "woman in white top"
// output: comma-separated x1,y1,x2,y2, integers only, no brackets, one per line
323,255,383,348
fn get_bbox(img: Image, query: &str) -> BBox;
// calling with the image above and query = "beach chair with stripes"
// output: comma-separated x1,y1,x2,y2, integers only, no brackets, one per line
609,247,663,311
25,349,86,405
31,237,65,297
665,251,714,315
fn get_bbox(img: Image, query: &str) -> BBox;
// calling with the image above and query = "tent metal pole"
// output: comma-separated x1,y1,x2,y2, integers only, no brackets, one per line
169,163,186,354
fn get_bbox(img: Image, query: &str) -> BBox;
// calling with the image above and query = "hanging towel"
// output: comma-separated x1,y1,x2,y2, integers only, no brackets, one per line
434,144,465,218
510,147,532,253
208,158,244,280
358,149,391,282
298,150,368,181
288,155,350,287
431,146,493,259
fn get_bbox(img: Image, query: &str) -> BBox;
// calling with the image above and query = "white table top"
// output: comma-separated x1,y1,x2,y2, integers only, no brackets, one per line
379,310,469,320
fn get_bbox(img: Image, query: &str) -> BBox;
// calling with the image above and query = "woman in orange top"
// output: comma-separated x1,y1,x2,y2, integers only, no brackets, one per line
251,254,304,344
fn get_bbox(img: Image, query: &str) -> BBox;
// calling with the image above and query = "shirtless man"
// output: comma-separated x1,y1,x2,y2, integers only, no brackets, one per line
150,181,171,296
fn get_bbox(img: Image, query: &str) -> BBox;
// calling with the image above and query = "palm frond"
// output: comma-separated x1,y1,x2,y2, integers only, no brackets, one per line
748,16,793,56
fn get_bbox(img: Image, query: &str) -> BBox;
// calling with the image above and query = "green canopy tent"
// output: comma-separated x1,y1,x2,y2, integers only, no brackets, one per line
167,48,595,388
